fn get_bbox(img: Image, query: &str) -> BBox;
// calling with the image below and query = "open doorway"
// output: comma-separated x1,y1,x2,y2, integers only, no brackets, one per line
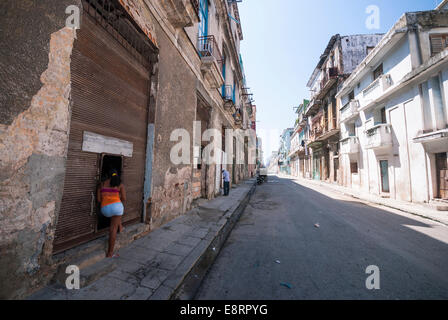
97,154,123,230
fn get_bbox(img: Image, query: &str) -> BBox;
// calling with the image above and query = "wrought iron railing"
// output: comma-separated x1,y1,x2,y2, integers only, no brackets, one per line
310,126,323,141
222,85,234,103
198,35,223,68
322,117,338,132
320,67,339,91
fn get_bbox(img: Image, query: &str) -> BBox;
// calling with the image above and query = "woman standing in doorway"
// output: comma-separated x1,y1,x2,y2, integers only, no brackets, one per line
97,169,126,258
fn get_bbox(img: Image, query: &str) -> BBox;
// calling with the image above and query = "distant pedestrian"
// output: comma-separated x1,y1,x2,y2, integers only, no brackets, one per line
97,169,126,258
222,169,230,196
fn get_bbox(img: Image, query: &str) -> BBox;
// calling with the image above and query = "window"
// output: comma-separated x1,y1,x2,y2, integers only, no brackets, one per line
430,34,448,56
373,64,383,81
367,46,375,55
349,90,355,101
380,107,386,124
198,0,208,38
350,162,358,174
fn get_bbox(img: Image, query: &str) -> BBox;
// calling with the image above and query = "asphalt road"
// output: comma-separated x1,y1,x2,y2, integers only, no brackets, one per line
195,175,448,300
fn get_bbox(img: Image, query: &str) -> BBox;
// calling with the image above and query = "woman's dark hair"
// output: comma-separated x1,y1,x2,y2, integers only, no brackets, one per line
109,169,121,187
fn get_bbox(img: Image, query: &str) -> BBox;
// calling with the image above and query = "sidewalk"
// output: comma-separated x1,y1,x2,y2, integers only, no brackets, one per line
280,174,448,226
29,179,256,300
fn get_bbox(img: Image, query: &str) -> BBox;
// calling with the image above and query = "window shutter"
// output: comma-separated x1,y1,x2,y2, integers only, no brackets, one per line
431,36,444,56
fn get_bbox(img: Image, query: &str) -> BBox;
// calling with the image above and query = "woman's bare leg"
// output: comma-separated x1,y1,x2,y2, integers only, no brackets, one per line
107,216,120,257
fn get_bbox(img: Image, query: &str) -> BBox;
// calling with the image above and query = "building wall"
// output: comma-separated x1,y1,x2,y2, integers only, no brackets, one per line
338,11,448,204
0,0,81,299
341,34,385,74
149,17,197,229
0,0,251,299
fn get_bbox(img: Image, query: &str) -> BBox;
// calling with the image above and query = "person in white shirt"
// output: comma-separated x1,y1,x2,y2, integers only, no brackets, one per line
222,169,230,196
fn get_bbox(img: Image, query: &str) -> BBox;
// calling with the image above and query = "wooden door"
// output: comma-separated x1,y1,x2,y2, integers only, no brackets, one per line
436,153,448,199
380,160,390,193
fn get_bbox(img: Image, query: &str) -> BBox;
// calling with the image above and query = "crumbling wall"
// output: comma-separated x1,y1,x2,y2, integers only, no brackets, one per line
341,34,384,74
0,0,81,299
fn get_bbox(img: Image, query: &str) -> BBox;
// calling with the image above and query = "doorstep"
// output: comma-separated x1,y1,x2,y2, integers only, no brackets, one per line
28,178,256,300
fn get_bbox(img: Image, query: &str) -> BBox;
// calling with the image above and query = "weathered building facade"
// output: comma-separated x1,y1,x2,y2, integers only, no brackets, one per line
337,9,448,205
289,99,311,179
305,34,384,183
278,128,294,175
0,0,255,299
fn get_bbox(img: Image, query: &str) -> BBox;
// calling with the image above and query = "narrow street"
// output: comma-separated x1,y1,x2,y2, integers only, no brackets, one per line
195,175,448,300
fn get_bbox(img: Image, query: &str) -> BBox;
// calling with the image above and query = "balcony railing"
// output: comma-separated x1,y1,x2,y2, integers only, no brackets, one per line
362,74,392,102
340,100,360,123
320,67,339,91
310,126,323,141
198,35,223,68
233,108,243,126
365,123,393,149
340,136,360,154
322,117,337,132
222,85,235,103
305,98,322,116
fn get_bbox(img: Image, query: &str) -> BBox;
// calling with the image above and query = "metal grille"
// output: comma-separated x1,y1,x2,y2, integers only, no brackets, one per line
82,0,157,67
198,35,223,69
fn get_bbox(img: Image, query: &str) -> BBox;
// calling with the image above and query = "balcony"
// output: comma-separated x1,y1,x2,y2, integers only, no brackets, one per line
305,98,322,116
297,113,307,128
233,108,243,128
362,74,392,105
309,125,323,146
413,128,448,153
340,100,360,124
222,85,236,112
365,124,393,150
198,35,224,89
318,67,339,98
317,117,339,140
158,0,200,28
340,136,360,154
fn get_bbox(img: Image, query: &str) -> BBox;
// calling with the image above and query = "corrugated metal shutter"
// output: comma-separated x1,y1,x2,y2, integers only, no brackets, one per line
53,13,150,253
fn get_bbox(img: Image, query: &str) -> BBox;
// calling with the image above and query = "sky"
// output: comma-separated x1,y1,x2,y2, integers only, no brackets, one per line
237,0,441,163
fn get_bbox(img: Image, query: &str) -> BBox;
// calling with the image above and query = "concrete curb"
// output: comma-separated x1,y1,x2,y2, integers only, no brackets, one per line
149,181,257,300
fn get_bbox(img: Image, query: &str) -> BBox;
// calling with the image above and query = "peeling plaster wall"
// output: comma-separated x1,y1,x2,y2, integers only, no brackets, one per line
341,34,385,75
0,0,80,300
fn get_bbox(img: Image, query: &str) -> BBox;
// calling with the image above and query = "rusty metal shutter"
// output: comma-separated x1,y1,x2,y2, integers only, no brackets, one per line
53,13,150,253
430,36,448,56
